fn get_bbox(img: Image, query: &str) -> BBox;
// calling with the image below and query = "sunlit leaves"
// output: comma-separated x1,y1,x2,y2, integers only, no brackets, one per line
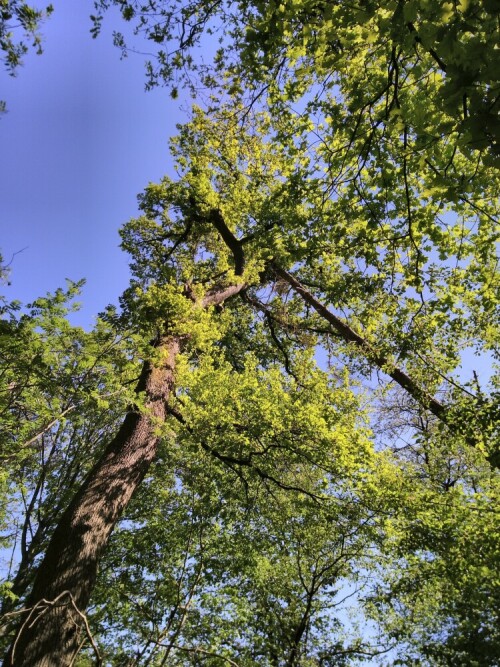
3,2,500,662
367,474,500,665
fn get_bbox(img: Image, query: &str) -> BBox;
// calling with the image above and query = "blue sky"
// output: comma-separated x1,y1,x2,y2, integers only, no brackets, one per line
1,2,185,327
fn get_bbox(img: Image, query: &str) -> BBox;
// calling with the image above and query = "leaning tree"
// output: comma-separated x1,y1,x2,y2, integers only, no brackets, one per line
2,1,499,663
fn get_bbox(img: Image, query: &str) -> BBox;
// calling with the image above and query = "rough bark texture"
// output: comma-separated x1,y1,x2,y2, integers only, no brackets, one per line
3,337,180,667
3,282,245,666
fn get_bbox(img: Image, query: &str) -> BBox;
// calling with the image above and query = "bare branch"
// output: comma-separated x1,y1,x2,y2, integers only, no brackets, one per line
7,591,101,666
202,282,246,307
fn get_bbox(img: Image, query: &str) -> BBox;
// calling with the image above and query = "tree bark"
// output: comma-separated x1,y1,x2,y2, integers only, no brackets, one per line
3,281,246,666
3,336,180,666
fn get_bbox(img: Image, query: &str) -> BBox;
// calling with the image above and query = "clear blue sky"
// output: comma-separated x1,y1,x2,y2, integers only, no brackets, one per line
1,2,185,328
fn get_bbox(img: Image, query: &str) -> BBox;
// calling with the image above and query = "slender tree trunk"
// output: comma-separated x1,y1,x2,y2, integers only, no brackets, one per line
284,575,316,667
3,336,180,667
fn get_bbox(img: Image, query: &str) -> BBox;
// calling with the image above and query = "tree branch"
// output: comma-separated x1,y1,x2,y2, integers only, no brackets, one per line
272,264,447,421
167,406,323,502
0,405,76,461
169,644,240,667
209,208,245,276
202,282,246,307
7,591,102,667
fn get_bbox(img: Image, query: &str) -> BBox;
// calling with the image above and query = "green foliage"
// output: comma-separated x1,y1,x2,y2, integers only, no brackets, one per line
101,100,499,662
0,0,53,109
0,283,139,632
1,0,53,72
93,0,500,159
2,2,500,663
367,471,500,665
90,358,383,664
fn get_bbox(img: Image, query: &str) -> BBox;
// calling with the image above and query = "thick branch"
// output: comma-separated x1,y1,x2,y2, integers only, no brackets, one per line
202,281,246,307
209,208,245,275
406,22,447,72
272,264,447,421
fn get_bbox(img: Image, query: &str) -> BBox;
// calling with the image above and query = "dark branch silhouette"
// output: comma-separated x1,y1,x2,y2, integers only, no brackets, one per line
209,208,245,276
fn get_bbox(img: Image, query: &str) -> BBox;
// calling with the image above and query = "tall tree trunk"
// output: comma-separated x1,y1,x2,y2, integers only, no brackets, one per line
3,336,180,667
3,282,245,666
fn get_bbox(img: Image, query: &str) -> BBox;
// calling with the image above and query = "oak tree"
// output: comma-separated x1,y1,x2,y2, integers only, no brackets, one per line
1,2,499,664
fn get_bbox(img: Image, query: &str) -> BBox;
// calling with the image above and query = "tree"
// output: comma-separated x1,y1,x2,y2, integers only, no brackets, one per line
2,2,500,664
0,281,139,629
0,0,53,111
90,420,385,665
94,0,500,157
2,107,376,664
93,0,500,462
365,457,500,666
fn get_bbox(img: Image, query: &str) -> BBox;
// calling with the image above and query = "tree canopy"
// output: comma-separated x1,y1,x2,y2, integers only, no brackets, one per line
1,1,500,665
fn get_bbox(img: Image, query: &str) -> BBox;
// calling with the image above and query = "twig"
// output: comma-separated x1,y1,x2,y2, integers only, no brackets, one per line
170,643,240,666
16,405,76,453
8,591,101,666
3,247,28,270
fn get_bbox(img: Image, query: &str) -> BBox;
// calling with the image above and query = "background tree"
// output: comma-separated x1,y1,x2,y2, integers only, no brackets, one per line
0,282,139,635
366,454,500,666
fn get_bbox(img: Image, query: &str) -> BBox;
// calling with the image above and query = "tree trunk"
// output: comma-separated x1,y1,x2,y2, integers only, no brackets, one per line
3,282,245,666
3,336,180,667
